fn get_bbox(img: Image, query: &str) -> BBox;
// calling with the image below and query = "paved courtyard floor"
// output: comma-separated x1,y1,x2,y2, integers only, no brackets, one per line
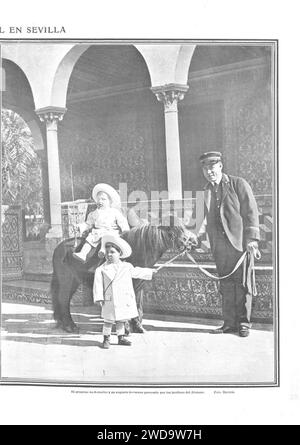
1,302,276,385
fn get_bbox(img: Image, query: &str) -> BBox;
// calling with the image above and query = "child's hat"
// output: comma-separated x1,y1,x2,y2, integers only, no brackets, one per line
101,234,132,259
92,183,121,208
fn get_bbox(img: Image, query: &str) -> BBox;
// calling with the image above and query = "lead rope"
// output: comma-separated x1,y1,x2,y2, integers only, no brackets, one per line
185,250,247,280
155,250,188,272
156,245,261,283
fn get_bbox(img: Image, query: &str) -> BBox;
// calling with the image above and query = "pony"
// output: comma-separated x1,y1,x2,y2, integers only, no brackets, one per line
50,217,197,333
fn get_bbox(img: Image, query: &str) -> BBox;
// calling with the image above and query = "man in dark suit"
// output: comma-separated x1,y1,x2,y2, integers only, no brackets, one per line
198,151,260,337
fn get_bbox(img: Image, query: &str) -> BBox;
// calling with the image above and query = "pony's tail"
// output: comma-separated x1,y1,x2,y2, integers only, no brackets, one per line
50,266,60,322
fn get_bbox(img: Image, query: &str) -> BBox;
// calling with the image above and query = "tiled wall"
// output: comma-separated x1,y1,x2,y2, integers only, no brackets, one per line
1,205,23,280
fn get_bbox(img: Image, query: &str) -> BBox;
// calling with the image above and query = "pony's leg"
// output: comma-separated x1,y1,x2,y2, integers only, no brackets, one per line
136,288,144,323
58,278,80,333
131,289,145,333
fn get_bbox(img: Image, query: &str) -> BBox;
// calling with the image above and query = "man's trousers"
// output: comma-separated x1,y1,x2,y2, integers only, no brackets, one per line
211,232,252,329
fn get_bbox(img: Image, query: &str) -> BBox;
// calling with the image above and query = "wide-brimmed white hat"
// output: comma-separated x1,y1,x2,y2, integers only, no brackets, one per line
92,183,121,208
101,234,132,259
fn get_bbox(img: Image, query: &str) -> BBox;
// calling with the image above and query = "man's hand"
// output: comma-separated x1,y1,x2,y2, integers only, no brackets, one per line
191,234,204,251
246,240,261,259
246,240,258,251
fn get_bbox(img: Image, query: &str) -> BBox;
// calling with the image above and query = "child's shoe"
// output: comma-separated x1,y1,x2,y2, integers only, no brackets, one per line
118,335,132,346
73,242,92,262
102,335,111,349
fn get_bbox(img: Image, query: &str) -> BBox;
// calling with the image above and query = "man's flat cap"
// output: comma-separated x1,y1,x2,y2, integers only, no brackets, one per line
199,151,222,163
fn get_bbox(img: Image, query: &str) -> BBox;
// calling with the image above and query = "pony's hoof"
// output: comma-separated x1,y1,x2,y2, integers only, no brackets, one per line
54,321,63,330
62,324,79,333
62,325,73,333
72,325,80,334
132,325,146,334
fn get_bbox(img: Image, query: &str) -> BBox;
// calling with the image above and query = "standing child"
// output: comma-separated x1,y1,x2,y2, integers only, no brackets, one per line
73,183,129,263
93,234,157,348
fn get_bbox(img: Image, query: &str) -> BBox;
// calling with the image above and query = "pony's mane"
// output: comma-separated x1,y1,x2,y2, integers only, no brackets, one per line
122,221,185,267
123,223,166,253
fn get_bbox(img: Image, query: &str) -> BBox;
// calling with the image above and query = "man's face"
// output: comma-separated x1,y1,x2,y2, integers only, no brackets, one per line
202,161,223,183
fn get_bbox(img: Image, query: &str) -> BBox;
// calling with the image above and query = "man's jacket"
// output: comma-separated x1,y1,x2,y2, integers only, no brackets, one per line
198,174,260,252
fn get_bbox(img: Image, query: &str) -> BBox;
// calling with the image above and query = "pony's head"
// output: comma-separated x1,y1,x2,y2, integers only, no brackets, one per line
122,215,197,267
158,214,198,252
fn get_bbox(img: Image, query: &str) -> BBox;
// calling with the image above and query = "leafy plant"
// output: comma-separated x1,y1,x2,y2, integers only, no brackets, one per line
1,108,42,206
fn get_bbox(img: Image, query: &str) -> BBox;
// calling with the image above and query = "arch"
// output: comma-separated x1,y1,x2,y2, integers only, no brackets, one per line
1,58,35,108
135,44,196,87
1,60,45,152
50,44,91,108
52,44,154,108
2,43,194,109
2,44,84,109
2,59,45,151
58,44,165,201
2,46,45,108
65,44,152,100
174,45,196,84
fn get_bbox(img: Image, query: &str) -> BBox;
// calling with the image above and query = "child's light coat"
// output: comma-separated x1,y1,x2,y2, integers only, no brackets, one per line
93,261,154,321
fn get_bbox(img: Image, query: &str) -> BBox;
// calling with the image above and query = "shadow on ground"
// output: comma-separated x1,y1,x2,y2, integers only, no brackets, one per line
1,308,218,346
1,302,273,347
1,309,104,346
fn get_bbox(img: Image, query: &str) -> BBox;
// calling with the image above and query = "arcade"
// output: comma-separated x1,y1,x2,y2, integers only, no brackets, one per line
1,42,275,322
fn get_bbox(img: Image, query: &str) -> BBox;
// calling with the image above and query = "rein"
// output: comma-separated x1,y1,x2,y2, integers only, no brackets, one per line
156,245,261,282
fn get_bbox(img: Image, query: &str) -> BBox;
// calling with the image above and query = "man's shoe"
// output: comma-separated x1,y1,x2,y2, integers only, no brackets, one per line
239,326,250,337
118,335,132,346
211,325,237,334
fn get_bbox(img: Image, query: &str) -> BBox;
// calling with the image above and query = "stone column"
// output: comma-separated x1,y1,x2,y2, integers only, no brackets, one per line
36,106,66,239
151,83,189,200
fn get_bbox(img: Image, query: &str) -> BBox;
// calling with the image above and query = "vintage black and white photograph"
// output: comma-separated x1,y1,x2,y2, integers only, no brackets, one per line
0,39,277,386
